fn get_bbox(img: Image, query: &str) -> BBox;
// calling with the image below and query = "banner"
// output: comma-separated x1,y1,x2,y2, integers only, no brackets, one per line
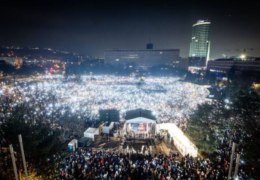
132,123,139,132
131,123,147,132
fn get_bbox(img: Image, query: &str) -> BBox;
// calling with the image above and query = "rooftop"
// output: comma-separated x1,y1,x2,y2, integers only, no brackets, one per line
197,20,210,23
211,57,260,61
105,49,179,52
193,20,211,27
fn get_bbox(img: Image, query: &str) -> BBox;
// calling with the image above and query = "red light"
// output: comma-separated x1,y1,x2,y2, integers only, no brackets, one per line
252,167,254,170
49,68,54,74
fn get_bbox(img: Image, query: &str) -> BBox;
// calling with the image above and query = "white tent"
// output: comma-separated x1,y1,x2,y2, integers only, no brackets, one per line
125,117,157,124
157,123,198,157
102,122,114,134
123,117,157,138
84,128,99,141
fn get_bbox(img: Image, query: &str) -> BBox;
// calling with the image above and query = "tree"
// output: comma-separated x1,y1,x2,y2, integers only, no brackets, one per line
15,65,45,76
227,65,236,82
57,107,86,141
186,103,217,152
186,84,260,177
203,71,216,85
186,94,232,152
0,101,68,179
230,88,260,168
0,63,16,76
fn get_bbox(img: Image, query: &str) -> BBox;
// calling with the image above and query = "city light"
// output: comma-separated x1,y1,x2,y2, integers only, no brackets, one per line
0,75,209,124
1,1,258,178
224,99,229,104
240,54,246,60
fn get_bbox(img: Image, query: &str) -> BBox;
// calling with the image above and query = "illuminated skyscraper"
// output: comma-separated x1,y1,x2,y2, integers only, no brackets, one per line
189,20,211,67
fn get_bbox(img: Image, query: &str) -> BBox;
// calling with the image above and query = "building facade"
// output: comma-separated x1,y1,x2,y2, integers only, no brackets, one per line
189,20,211,67
173,57,189,70
104,49,180,69
207,58,260,82
189,57,207,67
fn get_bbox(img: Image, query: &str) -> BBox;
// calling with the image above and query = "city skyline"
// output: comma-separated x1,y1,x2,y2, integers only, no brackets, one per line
0,0,260,59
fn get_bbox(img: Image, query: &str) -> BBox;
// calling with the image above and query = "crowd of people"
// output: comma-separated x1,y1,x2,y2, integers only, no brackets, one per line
0,75,209,126
60,144,249,180
0,75,253,179
60,128,251,180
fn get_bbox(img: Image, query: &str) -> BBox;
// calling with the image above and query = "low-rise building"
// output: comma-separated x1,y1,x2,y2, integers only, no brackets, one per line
104,49,180,70
207,57,260,82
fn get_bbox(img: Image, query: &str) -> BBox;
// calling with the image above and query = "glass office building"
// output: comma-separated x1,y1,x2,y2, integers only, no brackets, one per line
189,20,210,67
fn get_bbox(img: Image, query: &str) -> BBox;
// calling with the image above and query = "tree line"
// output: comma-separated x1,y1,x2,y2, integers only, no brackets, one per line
0,63,44,77
185,80,260,177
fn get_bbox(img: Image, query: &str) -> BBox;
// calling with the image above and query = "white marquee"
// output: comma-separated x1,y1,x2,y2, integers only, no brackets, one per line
125,117,157,124
157,123,198,157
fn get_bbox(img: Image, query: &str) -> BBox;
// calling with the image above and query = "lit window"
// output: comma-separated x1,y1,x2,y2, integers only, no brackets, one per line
115,59,119,61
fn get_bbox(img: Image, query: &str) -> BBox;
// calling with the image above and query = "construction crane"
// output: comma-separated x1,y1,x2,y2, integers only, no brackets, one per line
224,48,254,60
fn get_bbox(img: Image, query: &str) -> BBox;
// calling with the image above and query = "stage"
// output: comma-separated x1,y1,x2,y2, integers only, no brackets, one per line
123,117,157,140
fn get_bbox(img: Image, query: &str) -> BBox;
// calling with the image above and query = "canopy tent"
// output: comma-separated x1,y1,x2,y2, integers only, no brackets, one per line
125,117,157,124
102,122,114,134
157,123,198,157
84,128,99,141
124,117,156,139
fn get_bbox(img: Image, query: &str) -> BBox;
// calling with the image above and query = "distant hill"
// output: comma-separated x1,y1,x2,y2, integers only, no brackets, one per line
0,47,83,60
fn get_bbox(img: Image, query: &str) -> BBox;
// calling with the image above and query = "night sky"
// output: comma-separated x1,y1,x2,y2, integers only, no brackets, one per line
0,0,260,59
